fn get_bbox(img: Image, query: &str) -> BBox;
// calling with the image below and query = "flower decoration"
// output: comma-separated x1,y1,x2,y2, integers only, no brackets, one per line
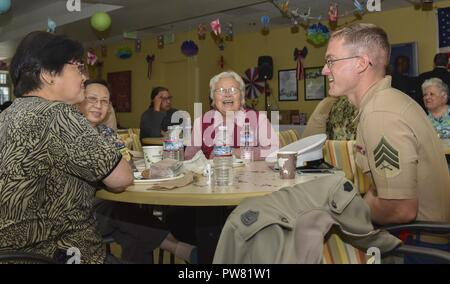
306,23,330,46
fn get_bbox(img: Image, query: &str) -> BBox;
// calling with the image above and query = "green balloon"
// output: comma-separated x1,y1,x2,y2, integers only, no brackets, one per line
90,12,111,32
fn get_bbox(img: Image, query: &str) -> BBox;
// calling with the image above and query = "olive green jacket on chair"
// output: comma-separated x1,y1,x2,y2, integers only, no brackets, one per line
213,174,401,264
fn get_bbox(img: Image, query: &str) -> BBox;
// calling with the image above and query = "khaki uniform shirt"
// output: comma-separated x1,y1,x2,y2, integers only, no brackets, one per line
354,76,450,222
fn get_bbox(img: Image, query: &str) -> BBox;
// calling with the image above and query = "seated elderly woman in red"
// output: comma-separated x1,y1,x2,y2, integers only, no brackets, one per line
185,71,278,160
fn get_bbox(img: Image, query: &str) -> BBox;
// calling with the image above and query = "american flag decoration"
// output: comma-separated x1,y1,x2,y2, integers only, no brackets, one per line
438,7,450,53
242,67,265,99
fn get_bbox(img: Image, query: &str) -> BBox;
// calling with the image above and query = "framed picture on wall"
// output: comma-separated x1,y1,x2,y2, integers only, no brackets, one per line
304,67,326,101
389,42,418,76
107,71,131,112
278,69,298,101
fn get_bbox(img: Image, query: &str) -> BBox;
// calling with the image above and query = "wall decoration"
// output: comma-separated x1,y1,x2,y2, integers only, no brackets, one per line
181,40,199,57
107,71,131,112
328,2,339,24
389,42,418,76
304,67,326,101
225,23,233,41
86,48,98,66
210,19,221,36
243,67,264,100
261,15,270,35
135,39,141,52
90,12,111,32
278,69,298,101
101,44,107,57
47,18,56,33
198,24,207,40
0,0,11,14
219,55,225,69
116,47,132,59
146,54,155,79
306,23,330,46
293,47,308,80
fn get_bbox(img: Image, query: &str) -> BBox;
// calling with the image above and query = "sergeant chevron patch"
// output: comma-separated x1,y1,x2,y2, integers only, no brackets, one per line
373,136,400,178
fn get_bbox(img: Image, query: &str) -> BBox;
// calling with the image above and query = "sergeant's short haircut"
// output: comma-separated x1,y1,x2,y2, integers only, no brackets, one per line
209,71,245,108
9,31,84,97
433,53,449,67
422,77,449,103
330,23,390,72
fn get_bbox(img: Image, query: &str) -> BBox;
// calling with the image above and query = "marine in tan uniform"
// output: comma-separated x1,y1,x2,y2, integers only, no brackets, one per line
322,23,449,224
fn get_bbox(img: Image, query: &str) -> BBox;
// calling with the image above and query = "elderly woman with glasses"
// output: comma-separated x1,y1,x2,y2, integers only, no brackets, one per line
185,71,277,160
77,79,197,264
421,77,450,139
0,31,133,263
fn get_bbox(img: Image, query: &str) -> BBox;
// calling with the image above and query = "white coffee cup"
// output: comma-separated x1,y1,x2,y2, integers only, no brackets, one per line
142,146,163,169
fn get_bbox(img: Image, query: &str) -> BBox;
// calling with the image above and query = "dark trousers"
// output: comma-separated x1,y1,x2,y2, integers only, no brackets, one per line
95,200,169,264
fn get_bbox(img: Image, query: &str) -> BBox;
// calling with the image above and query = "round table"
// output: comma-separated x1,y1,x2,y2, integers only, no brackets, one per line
96,161,335,206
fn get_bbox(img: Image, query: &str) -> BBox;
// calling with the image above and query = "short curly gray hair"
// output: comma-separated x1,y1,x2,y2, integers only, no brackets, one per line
421,77,449,103
209,71,246,107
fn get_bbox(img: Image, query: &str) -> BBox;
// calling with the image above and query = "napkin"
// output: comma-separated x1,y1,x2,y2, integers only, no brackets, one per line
182,150,208,174
148,159,183,179
129,171,196,191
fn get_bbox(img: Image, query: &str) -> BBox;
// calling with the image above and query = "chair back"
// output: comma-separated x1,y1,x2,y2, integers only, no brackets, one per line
322,140,372,195
278,129,301,148
0,251,57,264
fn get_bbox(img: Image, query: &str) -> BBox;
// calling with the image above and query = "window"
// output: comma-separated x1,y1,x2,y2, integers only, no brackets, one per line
0,72,10,105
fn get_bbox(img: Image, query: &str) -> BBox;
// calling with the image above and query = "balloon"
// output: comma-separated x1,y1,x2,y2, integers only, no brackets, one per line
261,15,270,27
90,12,111,32
0,0,11,14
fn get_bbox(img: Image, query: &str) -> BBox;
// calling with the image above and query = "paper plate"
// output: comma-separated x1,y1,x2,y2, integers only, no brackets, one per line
266,133,327,166
133,173,185,184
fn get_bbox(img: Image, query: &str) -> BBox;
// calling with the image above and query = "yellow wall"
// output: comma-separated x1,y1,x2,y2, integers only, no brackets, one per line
95,1,450,128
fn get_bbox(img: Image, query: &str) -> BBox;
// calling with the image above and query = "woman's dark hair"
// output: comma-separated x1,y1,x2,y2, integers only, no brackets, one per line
84,79,111,94
9,31,84,97
150,86,169,108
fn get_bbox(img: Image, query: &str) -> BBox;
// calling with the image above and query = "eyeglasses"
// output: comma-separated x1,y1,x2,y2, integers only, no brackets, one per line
214,87,241,95
325,56,372,69
161,96,173,101
68,61,86,75
86,96,110,107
